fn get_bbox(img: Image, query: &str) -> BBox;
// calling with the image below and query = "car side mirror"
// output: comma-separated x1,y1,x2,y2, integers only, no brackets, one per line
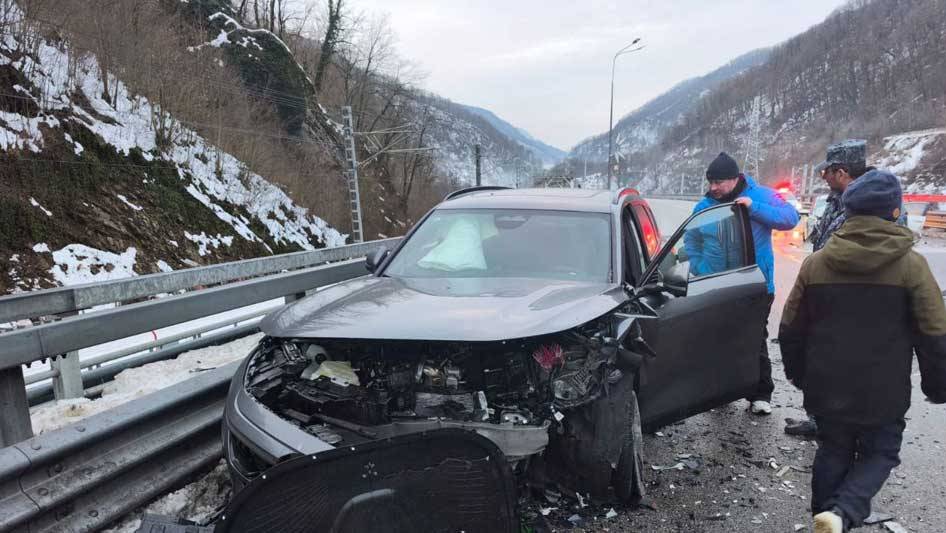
634,264,687,299
663,261,689,297
365,247,389,273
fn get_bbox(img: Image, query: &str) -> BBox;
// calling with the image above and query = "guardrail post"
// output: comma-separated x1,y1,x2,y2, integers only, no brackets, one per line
284,291,306,304
52,351,84,400
0,366,33,446
51,310,85,400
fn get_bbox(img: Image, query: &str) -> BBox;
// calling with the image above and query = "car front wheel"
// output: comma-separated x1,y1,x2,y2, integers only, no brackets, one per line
612,389,645,505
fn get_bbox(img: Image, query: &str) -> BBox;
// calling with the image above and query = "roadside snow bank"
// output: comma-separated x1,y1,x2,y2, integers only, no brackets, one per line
29,333,262,434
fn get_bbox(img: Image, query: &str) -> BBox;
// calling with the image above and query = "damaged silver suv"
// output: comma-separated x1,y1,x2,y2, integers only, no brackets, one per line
222,186,769,507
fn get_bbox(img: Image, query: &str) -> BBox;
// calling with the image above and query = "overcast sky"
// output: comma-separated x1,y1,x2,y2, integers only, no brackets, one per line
341,0,850,150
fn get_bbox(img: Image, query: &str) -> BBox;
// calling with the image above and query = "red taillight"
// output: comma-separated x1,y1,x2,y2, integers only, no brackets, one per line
641,221,659,257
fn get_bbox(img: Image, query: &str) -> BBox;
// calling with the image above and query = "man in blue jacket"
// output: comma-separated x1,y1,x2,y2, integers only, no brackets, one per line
687,152,799,415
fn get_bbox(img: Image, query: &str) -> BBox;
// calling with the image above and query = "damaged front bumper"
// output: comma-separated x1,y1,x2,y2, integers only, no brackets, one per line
223,356,551,490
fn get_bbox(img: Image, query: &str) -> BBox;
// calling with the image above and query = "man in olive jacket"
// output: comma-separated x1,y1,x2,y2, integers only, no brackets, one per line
778,170,946,533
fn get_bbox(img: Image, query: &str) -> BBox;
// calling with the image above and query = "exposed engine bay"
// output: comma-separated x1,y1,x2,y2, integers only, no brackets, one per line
243,319,646,456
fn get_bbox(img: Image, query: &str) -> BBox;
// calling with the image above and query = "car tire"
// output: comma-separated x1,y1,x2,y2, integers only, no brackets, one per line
612,389,645,505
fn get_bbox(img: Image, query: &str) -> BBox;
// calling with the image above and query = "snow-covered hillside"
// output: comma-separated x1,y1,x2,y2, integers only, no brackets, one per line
461,105,566,167
0,6,343,293
874,129,946,193
570,48,771,163
418,96,547,188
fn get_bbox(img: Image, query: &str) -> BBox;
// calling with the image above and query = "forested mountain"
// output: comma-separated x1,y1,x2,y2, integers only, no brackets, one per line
461,105,566,168
561,0,946,194
0,0,555,292
568,48,771,167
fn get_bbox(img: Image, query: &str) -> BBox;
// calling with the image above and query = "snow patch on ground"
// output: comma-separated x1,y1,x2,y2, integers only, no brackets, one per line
49,244,138,286
29,333,262,434
184,231,234,256
876,128,946,176
0,110,57,152
63,132,84,155
29,197,52,217
156,260,174,272
102,461,231,533
32,242,50,253
116,194,143,211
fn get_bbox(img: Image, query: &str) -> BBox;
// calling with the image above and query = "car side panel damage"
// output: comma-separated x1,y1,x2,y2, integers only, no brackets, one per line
242,314,650,500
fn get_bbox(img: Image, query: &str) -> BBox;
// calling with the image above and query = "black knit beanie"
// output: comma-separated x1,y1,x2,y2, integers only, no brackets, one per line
706,152,740,181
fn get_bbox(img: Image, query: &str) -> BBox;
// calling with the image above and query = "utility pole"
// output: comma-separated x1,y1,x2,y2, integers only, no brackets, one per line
679,174,686,195
744,95,762,177
474,144,482,186
341,106,364,243
608,38,643,191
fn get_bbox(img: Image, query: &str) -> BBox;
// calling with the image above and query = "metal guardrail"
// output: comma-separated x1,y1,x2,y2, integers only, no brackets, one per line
0,361,238,533
0,239,398,324
0,238,401,447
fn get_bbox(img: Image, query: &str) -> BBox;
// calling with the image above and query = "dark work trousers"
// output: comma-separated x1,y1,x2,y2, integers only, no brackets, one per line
749,294,775,402
811,418,905,528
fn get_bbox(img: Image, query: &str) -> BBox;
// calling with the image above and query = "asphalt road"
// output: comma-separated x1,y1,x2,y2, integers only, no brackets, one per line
529,218,946,532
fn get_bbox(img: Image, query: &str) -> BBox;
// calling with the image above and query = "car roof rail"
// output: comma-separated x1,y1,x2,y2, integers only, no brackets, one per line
443,185,513,201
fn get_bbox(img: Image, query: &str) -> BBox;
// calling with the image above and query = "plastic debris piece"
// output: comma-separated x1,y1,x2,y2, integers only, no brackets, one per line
655,431,665,437
605,508,618,519
651,463,685,471
576,492,588,508
540,507,557,516
553,410,565,422
884,522,909,533
794,525,807,531
776,466,791,477
567,514,582,525
865,512,894,525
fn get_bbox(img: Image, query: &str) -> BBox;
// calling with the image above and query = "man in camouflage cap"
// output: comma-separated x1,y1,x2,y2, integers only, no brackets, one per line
808,140,870,252
787,140,871,438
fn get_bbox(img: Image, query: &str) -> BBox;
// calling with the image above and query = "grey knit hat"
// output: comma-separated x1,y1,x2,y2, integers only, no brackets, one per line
842,169,902,221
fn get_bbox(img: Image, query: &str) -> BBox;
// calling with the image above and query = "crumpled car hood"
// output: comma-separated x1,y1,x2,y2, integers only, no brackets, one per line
260,276,626,341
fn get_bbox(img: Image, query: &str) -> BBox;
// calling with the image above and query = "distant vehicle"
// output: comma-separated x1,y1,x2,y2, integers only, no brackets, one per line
903,201,929,235
773,185,807,243
221,186,769,520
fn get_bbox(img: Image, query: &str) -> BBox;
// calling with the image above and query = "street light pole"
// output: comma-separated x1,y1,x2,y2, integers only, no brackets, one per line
607,38,643,191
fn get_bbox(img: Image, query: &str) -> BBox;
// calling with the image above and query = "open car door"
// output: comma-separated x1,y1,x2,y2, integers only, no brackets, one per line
631,203,769,430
